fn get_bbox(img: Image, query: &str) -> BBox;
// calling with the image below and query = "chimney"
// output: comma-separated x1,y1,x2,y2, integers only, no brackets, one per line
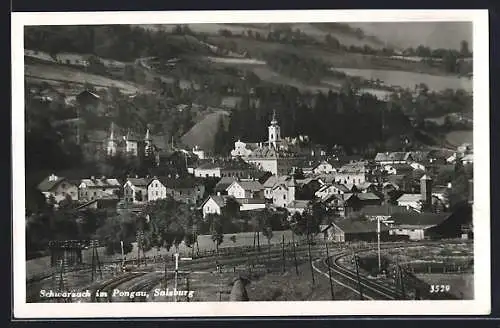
101,176,106,180
135,175,138,178
48,173,58,182
91,176,95,180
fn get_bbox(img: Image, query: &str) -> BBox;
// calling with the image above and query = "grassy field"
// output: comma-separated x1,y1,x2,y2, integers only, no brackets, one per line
25,63,142,94
446,130,473,147
334,67,472,92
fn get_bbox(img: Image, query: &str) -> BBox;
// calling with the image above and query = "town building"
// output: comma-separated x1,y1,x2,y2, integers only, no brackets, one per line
78,176,121,201
214,177,238,196
312,160,337,175
271,176,297,208
286,200,310,215
322,219,391,242
226,180,264,199
232,111,304,175
388,212,454,240
193,162,221,178
334,161,371,185
37,174,79,204
123,177,149,203
147,176,205,204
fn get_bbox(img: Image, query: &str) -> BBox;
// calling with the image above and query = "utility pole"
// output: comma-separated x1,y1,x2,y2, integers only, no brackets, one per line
174,253,179,302
354,254,364,300
398,265,406,299
185,275,190,302
307,219,315,285
120,240,125,269
325,239,335,300
377,218,381,274
282,234,286,272
292,232,299,275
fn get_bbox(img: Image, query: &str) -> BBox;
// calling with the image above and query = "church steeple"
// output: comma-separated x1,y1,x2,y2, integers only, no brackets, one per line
107,122,117,157
268,109,281,149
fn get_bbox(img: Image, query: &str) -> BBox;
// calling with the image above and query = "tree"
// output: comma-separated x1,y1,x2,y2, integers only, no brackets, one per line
460,40,471,57
207,214,224,254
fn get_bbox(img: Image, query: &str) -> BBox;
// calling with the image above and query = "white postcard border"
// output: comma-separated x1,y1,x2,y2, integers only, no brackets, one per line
12,9,490,318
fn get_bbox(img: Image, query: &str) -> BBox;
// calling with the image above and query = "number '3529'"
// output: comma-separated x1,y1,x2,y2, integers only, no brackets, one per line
430,285,450,293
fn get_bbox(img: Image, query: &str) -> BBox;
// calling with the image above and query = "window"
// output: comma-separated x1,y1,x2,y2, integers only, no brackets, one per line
283,195,286,200
155,191,158,196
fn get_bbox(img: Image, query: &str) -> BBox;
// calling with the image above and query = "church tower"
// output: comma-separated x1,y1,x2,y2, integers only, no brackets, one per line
106,122,117,157
268,109,281,149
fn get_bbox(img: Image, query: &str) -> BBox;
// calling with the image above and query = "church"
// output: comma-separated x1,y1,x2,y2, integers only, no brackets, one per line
230,110,304,175
106,122,160,164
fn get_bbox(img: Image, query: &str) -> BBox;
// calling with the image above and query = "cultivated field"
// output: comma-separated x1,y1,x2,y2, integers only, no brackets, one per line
446,130,473,147
334,67,473,92
25,63,142,94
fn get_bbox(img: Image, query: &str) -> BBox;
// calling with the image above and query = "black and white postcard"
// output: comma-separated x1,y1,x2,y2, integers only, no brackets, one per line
11,9,490,318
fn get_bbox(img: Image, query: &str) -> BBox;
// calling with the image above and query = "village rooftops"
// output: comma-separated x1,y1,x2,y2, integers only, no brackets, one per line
150,176,203,189
396,193,422,203
80,177,121,188
126,177,150,187
360,204,409,216
229,180,264,192
390,212,451,228
338,162,369,174
263,175,289,188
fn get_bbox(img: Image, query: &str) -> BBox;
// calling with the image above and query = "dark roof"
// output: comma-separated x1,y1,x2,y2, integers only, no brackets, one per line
333,220,390,234
235,180,264,191
360,204,409,216
127,178,150,187
154,176,203,189
390,212,451,227
215,177,238,191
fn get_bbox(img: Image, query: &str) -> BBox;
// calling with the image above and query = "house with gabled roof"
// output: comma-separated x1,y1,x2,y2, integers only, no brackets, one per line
147,176,205,204
271,176,297,208
322,219,391,242
215,176,239,196
123,177,150,203
78,176,121,202
312,160,337,175
263,175,289,200
38,173,79,204
226,180,264,199
388,212,453,240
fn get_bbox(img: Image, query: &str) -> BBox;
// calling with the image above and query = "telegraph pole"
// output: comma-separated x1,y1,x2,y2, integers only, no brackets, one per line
377,218,381,274
325,239,335,300
354,254,364,300
174,253,179,302
282,234,286,272
292,232,299,275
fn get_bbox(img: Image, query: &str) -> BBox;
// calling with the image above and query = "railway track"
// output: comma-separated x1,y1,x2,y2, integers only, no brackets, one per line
323,242,465,300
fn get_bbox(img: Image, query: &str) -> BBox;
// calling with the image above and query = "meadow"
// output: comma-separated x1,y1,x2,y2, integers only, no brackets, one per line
25,63,142,95
334,67,472,93
445,130,473,147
